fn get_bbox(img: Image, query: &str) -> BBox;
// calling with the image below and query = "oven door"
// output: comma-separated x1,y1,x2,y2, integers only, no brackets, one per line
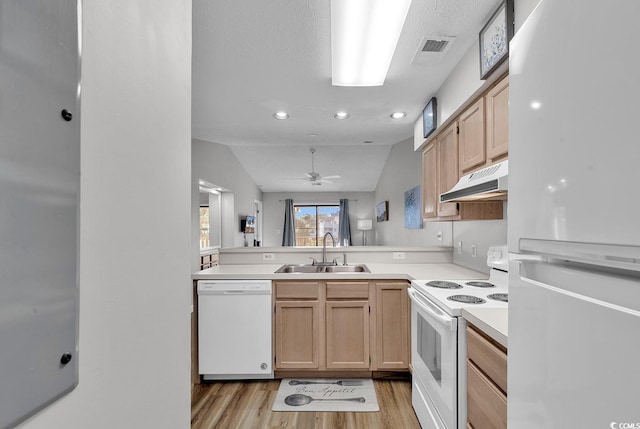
408,287,461,429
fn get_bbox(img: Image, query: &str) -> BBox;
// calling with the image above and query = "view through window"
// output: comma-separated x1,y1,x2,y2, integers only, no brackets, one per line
200,206,210,249
294,205,340,246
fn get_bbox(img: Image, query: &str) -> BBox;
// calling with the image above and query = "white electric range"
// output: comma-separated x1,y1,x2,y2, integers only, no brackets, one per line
408,245,508,429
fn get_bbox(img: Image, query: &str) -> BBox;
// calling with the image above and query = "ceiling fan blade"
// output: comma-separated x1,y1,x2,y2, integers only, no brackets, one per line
321,175,341,180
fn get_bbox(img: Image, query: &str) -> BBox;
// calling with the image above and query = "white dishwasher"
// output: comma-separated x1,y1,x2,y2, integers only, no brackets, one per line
197,280,273,380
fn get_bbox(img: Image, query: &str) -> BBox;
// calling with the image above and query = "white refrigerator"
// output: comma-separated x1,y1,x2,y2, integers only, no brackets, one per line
508,0,640,428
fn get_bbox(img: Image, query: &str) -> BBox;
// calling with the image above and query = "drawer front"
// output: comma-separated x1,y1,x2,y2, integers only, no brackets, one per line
467,361,507,429
326,281,369,299
467,325,507,394
275,281,320,299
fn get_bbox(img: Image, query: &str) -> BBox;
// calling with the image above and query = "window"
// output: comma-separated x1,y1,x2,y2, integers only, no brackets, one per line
199,206,210,249
294,205,340,246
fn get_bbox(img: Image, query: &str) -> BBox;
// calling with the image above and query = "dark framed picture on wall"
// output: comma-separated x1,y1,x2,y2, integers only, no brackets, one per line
479,0,514,80
422,97,437,138
376,201,389,222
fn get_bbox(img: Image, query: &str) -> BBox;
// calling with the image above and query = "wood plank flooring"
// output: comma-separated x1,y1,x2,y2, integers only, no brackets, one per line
191,379,421,429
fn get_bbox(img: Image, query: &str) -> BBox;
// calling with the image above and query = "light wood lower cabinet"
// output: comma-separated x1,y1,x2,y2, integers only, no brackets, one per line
466,324,507,429
326,301,369,369
372,281,410,370
274,280,409,372
275,301,320,369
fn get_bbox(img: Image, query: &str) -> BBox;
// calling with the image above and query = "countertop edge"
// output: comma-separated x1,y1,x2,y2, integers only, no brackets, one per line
462,308,508,348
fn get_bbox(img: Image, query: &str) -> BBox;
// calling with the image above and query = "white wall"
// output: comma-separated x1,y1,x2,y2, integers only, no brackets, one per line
262,192,375,247
19,2,192,428
192,139,263,266
374,138,453,247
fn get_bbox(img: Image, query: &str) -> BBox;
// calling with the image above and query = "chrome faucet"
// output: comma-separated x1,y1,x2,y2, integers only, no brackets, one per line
321,232,336,265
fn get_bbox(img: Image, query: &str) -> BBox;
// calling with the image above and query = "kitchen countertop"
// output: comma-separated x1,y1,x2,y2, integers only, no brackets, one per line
462,308,508,348
192,263,487,282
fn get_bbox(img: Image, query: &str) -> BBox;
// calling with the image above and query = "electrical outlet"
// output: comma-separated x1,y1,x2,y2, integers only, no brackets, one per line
262,253,275,261
393,252,405,260
437,231,443,242
471,244,477,258
457,241,462,255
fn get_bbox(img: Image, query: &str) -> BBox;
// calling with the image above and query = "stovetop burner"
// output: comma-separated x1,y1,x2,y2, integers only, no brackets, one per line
447,294,486,304
487,293,508,302
465,281,496,288
426,280,463,289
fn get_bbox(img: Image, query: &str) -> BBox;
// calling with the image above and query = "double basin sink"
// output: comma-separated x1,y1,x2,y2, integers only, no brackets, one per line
275,264,370,274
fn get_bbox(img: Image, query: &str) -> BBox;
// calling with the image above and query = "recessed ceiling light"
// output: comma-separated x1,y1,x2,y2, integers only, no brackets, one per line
273,111,289,120
334,111,350,120
390,112,406,119
307,133,319,137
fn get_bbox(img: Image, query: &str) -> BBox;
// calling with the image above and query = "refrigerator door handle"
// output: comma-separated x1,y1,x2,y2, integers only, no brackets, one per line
510,254,545,262
514,260,640,318
514,239,640,273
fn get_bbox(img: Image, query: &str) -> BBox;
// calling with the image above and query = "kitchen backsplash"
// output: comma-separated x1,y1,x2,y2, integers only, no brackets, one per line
452,203,508,274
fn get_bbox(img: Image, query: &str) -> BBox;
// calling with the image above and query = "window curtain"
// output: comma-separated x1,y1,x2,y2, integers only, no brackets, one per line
282,199,295,246
338,199,352,246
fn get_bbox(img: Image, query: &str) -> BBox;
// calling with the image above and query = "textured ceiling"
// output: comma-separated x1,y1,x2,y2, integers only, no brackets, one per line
192,0,501,192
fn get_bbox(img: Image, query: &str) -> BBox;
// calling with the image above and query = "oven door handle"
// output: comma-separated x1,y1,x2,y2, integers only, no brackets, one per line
408,288,456,331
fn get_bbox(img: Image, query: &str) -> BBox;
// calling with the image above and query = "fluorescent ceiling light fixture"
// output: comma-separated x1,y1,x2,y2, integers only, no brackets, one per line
333,111,350,120
390,112,406,119
331,0,413,86
273,111,289,120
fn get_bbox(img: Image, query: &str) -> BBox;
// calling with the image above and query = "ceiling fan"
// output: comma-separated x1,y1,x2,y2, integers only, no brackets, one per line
285,148,341,186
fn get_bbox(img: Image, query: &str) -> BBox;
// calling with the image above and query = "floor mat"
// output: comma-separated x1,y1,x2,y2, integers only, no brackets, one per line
272,378,379,412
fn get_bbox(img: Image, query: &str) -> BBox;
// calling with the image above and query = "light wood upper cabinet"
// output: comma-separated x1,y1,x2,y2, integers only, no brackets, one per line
437,121,460,218
486,75,509,161
326,301,370,369
459,98,486,175
372,281,409,370
422,142,438,219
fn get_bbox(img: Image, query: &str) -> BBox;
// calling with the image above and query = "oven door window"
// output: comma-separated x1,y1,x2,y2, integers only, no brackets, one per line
417,313,442,385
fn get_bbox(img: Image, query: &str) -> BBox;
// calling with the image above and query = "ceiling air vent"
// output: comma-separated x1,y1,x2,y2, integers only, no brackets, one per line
421,39,449,53
411,36,455,65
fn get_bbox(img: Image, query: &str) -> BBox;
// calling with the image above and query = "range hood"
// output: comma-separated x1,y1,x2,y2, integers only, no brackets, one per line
440,160,508,203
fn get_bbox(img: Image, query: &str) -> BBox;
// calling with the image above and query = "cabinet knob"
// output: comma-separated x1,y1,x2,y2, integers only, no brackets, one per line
60,353,73,365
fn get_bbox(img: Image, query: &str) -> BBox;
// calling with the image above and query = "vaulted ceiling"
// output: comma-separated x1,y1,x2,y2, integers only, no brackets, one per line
192,0,501,192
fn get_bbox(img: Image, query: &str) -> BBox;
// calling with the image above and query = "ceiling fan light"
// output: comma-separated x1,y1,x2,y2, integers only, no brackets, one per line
331,0,413,86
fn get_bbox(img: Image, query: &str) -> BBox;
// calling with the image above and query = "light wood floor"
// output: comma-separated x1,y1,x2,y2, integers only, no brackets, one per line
191,379,421,429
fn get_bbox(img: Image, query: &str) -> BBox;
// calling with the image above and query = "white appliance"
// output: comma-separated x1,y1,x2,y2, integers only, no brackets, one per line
508,0,640,427
197,280,274,380
409,246,508,429
440,159,508,203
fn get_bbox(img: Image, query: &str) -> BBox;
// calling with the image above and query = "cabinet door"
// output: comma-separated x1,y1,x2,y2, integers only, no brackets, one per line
459,98,486,174
437,122,460,218
373,282,409,369
467,361,507,429
422,142,438,219
486,75,509,161
325,301,370,369
275,301,320,369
